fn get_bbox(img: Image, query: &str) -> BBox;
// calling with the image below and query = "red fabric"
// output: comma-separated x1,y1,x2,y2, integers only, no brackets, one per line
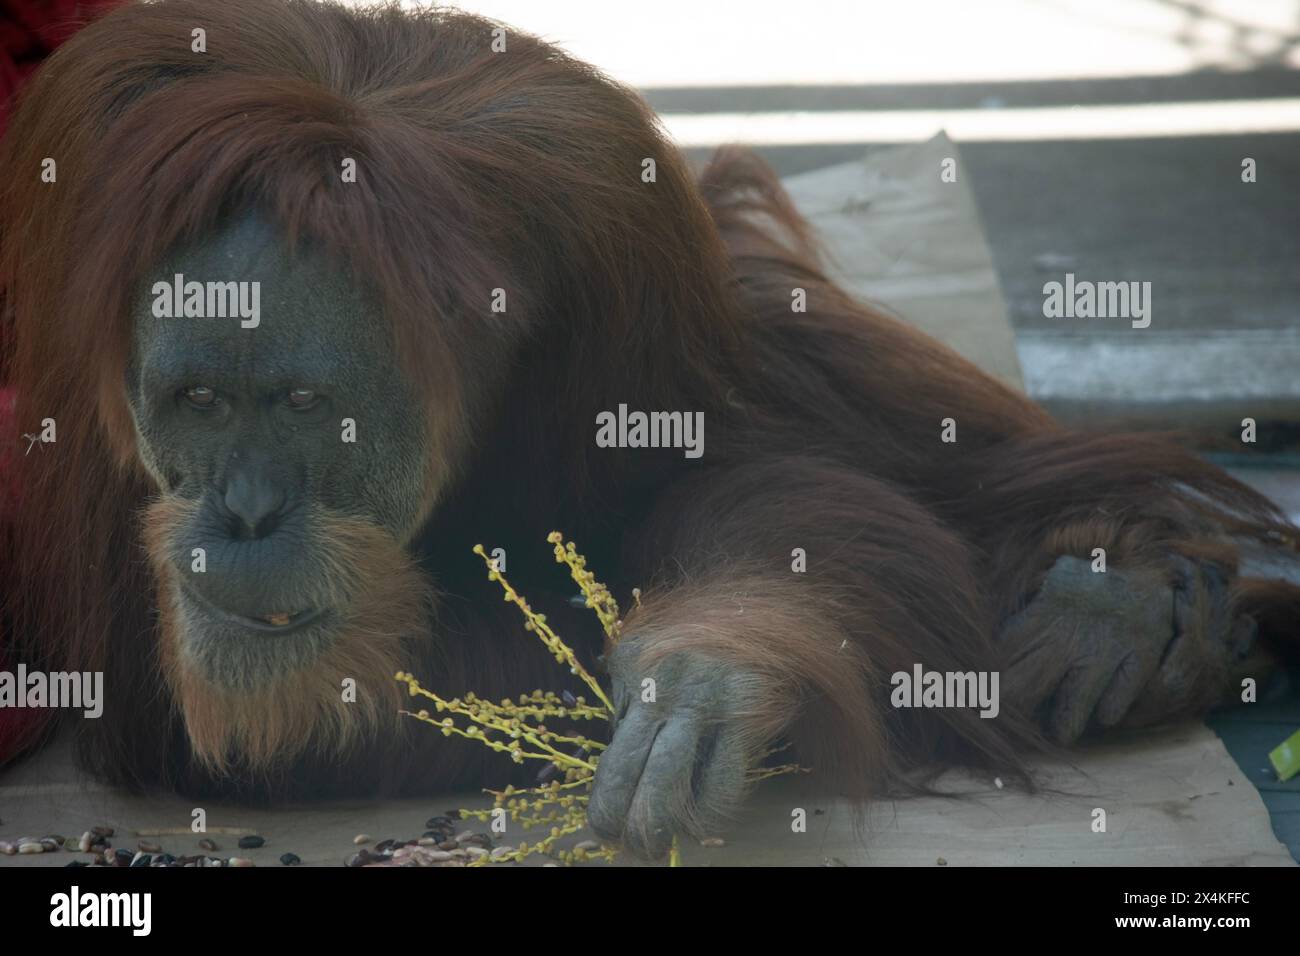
0,385,35,760
0,0,125,135
2,1,124,762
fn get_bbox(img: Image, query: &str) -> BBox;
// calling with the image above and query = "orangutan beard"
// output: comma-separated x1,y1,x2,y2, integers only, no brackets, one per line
143,496,432,772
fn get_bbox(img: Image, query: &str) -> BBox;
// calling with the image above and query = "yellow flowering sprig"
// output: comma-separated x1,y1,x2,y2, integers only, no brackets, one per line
399,532,801,867
548,531,628,644
397,534,623,865
454,779,618,866
395,694,600,771
397,675,604,769
457,688,609,725
473,543,614,714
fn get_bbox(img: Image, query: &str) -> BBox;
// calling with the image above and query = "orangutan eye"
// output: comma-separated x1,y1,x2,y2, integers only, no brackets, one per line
182,385,219,408
286,387,318,409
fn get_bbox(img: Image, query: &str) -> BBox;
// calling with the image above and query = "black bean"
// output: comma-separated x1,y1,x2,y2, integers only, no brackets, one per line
280,853,301,866
237,835,265,849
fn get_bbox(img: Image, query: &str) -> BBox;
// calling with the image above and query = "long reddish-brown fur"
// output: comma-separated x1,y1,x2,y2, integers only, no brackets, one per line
1,0,1297,808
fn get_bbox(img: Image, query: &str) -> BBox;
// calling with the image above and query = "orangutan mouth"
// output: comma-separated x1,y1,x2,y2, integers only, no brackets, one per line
179,583,328,636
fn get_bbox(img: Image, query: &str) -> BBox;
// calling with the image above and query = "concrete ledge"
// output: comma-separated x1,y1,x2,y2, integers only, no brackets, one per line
1019,328,1300,430
781,133,1026,390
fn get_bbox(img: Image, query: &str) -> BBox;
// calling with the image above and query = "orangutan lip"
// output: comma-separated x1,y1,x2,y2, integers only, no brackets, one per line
180,585,327,635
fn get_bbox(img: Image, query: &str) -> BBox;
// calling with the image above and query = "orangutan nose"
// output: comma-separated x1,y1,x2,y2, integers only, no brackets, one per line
222,469,286,539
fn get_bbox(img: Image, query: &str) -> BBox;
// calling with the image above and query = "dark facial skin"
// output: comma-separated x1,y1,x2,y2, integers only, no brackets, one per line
125,213,430,689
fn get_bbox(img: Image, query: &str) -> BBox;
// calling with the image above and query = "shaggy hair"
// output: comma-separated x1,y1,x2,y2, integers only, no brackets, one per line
1,0,1297,808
